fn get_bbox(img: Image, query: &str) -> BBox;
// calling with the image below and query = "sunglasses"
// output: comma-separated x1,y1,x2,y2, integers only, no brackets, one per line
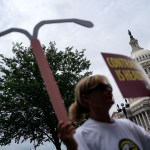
87,83,112,93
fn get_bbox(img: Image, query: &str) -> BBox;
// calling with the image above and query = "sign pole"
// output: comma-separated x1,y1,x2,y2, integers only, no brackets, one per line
31,39,68,121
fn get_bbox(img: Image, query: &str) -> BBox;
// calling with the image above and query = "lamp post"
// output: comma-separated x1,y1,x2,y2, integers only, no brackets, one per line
0,18,94,122
117,99,130,118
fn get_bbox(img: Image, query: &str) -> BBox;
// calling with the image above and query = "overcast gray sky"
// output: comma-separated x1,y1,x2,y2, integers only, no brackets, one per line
0,0,150,149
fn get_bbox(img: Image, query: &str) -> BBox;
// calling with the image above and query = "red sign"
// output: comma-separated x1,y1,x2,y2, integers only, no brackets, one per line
101,53,150,98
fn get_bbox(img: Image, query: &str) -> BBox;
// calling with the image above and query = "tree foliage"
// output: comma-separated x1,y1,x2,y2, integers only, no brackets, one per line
0,42,92,149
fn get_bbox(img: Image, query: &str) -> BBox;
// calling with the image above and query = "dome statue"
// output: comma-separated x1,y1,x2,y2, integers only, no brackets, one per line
128,30,143,53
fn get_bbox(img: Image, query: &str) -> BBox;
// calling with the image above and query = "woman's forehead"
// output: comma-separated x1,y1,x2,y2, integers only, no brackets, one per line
96,77,109,84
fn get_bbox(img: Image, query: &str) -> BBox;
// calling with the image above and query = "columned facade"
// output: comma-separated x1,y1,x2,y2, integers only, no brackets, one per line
112,31,150,132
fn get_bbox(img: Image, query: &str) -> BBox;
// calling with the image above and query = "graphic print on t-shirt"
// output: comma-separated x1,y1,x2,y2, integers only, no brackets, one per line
119,139,140,150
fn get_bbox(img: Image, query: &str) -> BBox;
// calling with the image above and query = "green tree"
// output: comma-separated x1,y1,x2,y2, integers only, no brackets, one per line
0,42,92,150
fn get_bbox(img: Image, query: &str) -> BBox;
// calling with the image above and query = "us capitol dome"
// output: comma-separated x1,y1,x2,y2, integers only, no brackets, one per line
129,30,150,79
112,31,150,132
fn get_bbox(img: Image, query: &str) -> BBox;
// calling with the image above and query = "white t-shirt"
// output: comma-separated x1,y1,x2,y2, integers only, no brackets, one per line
74,118,150,150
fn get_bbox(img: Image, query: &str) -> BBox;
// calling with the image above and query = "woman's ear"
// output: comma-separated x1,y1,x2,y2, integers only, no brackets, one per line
81,95,89,107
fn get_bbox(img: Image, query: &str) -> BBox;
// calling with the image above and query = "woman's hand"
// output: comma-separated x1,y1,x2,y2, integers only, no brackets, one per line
57,121,77,150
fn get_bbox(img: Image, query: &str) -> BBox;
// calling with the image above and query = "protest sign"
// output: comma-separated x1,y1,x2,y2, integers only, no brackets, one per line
101,53,150,98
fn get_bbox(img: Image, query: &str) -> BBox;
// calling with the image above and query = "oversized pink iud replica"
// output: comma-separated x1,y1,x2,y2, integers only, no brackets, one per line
0,19,94,121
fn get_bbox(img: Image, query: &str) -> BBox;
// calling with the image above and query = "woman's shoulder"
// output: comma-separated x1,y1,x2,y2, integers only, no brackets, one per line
115,118,134,124
114,118,146,132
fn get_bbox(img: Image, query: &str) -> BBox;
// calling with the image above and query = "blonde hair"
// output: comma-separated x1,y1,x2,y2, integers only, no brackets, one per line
69,74,109,124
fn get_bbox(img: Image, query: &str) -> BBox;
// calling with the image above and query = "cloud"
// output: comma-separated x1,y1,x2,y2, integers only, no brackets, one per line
0,0,150,149
1,0,150,106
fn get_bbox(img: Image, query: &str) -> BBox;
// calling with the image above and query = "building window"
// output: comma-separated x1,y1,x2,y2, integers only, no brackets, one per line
145,68,148,73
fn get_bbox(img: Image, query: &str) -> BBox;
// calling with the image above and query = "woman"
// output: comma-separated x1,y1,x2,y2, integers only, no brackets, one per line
58,75,150,150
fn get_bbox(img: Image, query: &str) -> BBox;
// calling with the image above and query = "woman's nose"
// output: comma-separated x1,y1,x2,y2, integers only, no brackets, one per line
107,86,112,91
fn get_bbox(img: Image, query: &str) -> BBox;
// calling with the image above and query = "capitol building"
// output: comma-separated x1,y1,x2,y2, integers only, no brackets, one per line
112,31,150,132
